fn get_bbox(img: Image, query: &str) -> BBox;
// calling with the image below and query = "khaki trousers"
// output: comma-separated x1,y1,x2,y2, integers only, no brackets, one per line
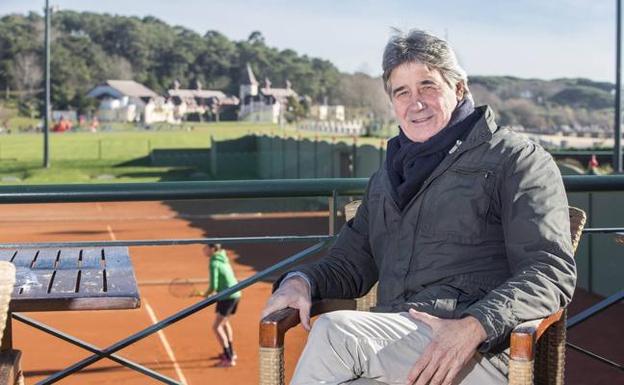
291,310,507,385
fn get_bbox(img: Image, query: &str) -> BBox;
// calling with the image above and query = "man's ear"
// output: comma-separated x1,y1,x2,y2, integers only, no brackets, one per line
455,83,465,100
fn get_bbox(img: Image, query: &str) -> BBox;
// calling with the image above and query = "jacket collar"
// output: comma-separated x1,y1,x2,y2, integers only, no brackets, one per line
380,105,498,210
459,105,497,151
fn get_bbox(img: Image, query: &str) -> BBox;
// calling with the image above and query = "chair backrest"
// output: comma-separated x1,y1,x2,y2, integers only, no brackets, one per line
344,201,361,222
568,207,587,254
0,262,15,350
344,201,378,311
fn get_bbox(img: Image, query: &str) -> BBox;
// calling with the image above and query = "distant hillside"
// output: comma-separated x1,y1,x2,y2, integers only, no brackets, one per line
0,11,616,131
470,76,614,130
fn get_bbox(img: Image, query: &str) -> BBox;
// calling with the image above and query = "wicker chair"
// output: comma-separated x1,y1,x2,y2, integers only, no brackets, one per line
0,262,23,385
259,202,586,385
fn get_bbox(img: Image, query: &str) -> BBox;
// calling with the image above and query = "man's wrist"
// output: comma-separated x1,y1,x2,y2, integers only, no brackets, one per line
464,315,488,344
281,272,312,294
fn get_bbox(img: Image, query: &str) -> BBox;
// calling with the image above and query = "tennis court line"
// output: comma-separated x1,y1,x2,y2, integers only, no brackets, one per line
145,299,190,385
105,225,189,385
106,225,116,241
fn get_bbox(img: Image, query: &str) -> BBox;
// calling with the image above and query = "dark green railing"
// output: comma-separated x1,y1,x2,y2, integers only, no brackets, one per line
1,175,624,204
0,178,366,203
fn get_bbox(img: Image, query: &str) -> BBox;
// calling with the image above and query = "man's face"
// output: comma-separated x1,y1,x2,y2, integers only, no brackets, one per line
389,61,462,142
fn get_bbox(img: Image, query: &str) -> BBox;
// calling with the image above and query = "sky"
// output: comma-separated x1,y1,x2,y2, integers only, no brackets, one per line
0,0,617,82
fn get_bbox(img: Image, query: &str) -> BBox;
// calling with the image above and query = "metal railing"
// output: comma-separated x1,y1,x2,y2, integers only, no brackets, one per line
32,241,333,384
1,175,624,204
1,176,623,383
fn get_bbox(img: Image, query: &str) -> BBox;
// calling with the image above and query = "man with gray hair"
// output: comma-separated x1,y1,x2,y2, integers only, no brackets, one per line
262,29,575,385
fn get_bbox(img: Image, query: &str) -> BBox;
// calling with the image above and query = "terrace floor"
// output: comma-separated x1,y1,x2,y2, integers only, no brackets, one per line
567,288,624,385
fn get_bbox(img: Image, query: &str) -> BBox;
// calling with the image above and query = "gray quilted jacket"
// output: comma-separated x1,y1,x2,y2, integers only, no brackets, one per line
293,106,576,355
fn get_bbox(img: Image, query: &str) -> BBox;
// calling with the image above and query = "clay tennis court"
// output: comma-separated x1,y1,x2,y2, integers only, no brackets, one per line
1,200,622,384
1,199,331,384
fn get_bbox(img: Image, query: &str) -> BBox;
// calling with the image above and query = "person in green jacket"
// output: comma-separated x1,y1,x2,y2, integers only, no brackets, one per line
201,243,241,367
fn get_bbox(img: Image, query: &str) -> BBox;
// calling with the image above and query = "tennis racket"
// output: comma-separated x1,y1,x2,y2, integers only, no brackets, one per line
168,278,202,298
615,233,624,245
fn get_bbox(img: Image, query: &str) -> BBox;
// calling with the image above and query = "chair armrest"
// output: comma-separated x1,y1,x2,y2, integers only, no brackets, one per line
260,299,356,348
510,309,564,360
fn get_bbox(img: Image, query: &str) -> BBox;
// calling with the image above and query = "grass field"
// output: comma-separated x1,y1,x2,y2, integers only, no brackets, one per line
0,119,389,184
0,122,281,184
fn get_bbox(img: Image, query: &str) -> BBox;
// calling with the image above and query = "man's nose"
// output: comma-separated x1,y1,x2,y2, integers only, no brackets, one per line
408,97,425,111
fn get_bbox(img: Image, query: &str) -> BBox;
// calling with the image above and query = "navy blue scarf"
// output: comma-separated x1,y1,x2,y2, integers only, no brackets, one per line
386,98,478,210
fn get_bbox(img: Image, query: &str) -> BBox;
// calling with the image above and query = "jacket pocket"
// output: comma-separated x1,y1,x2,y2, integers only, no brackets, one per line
407,284,461,319
419,165,496,243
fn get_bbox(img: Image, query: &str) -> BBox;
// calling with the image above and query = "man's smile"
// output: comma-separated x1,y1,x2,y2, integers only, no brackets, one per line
410,116,433,124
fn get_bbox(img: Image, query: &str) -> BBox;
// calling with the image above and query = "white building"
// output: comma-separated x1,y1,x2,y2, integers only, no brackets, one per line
311,104,346,121
238,64,297,124
167,80,239,122
87,80,177,124
298,119,366,136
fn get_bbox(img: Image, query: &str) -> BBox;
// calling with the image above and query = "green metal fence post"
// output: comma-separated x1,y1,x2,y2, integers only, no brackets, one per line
210,135,217,177
329,190,338,235
331,136,336,178
297,134,301,179
588,191,594,293
352,136,357,178
314,135,318,178
282,133,286,179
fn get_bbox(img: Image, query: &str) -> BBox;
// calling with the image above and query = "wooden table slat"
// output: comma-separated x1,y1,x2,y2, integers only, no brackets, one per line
50,270,78,294
12,249,37,267
105,269,137,295
79,269,104,294
81,249,102,269
102,247,130,268
57,248,80,269
14,268,54,297
33,249,58,269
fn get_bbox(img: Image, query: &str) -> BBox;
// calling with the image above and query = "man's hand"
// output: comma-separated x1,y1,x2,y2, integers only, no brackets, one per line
260,276,313,330
406,309,487,385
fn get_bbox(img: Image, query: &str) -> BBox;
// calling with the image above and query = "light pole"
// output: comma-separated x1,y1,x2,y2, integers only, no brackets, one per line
43,0,51,168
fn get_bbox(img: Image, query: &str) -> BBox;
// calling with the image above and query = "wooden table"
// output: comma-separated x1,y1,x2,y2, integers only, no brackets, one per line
0,246,140,312
0,246,140,349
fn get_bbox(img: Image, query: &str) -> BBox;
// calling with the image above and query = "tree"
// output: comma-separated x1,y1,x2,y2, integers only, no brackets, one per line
284,96,306,123
9,52,43,94
247,31,265,45
336,72,392,120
